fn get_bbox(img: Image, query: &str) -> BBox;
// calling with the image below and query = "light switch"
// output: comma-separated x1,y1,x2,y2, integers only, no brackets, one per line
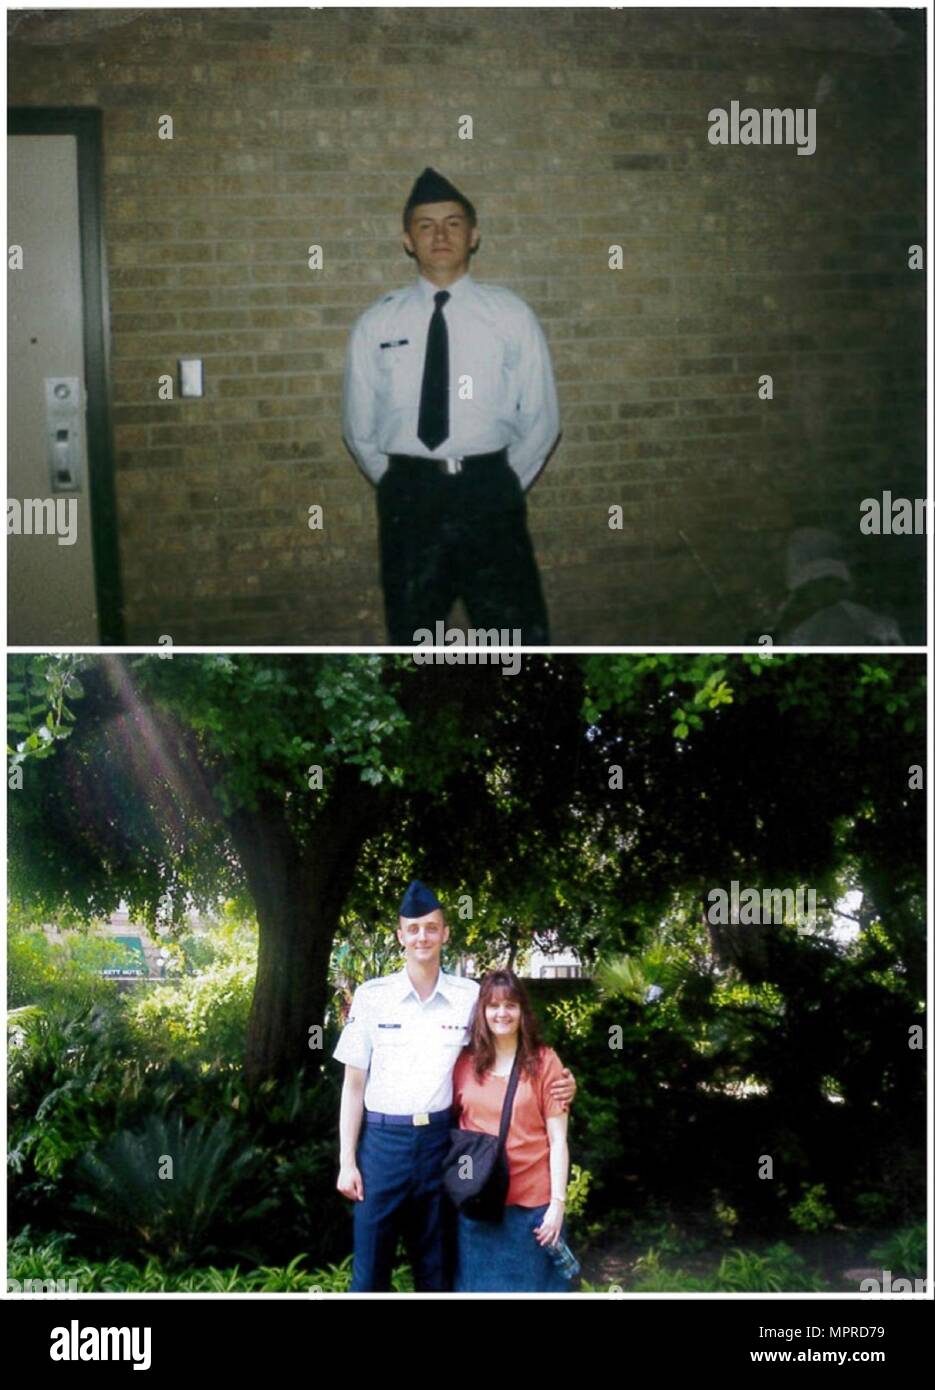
179,358,204,397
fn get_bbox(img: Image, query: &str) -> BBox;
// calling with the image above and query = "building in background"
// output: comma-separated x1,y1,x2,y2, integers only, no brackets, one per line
42,905,171,987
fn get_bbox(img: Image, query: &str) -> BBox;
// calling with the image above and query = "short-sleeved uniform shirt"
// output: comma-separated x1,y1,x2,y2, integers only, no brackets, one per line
452,1045,567,1207
333,967,479,1115
341,272,560,490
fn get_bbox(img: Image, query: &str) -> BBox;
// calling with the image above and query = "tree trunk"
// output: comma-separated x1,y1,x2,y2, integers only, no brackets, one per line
227,769,383,1088
242,856,333,1090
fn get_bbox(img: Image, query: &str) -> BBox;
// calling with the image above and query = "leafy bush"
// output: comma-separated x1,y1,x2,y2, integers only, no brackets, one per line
127,961,254,1070
712,1193,740,1237
8,929,126,1012
8,995,138,1222
630,1241,826,1293
564,1164,591,1222
870,1225,926,1281
716,1243,826,1292
546,994,603,1041
71,1112,275,1266
789,1182,836,1233
630,1249,710,1291
7,1234,412,1294
9,969,349,1270
300,1255,413,1294
126,909,256,1069
627,1215,707,1259
853,1190,894,1227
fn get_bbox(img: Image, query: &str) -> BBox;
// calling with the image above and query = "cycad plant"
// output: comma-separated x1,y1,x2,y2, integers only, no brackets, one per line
72,1112,276,1266
593,955,653,1005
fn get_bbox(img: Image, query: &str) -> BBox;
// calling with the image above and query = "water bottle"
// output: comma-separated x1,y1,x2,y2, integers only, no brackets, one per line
545,1236,580,1281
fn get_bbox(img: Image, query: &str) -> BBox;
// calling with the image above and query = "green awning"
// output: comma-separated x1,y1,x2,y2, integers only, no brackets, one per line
101,935,148,977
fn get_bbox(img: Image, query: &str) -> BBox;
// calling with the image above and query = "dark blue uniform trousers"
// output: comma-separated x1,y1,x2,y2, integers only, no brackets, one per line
377,452,551,646
352,1114,455,1292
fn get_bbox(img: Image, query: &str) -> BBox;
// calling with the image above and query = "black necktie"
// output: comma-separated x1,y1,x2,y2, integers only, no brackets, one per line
417,290,450,450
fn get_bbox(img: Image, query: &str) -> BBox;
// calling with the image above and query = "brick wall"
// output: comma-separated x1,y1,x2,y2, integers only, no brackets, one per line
10,7,926,643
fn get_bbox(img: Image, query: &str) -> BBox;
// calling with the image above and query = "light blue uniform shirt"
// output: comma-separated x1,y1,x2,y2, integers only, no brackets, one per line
341,272,560,489
334,966,479,1115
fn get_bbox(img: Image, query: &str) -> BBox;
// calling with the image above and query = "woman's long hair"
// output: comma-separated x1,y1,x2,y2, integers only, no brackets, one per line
468,969,544,1082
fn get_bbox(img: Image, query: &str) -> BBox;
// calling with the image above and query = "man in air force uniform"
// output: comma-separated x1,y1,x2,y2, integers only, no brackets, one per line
342,168,560,644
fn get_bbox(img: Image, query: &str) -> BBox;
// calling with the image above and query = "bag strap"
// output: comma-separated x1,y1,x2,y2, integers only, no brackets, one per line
495,1049,523,1152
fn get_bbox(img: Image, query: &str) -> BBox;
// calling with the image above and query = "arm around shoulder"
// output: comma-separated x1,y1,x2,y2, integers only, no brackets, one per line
543,1045,576,1114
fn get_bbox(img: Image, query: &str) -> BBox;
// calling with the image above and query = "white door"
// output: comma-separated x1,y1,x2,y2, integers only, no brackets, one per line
8,134,99,643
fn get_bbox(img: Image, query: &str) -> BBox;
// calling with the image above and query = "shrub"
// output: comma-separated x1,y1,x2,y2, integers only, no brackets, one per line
564,1164,591,1222
853,1190,894,1227
716,1243,826,1293
789,1182,836,1233
71,1112,276,1266
127,960,254,1070
8,929,128,1013
6,1234,411,1294
8,996,138,1228
631,1241,826,1293
870,1225,926,1281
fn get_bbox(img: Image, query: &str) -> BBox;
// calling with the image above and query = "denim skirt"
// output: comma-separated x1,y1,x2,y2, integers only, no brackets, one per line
454,1203,571,1293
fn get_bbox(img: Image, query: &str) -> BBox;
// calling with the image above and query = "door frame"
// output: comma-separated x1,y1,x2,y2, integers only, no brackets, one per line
8,107,124,644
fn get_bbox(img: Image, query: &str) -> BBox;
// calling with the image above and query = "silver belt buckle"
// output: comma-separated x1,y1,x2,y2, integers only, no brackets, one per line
440,456,463,476
412,1112,430,1126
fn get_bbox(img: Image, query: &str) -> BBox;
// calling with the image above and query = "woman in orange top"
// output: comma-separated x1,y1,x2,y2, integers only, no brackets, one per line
451,968,572,1292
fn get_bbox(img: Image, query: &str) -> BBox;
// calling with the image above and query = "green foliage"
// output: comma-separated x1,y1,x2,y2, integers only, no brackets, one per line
304,1254,353,1293
7,653,84,767
535,993,626,1197
8,997,136,1183
564,1164,591,1222
630,1249,710,1291
131,907,256,1060
593,955,653,1005
545,993,603,1040
8,927,127,1011
300,1254,418,1293
627,1216,707,1259
853,1190,895,1227
869,1225,926,1280
712,1194,740,1237
136,651,412,808
7,653,416,928
71,1112,275,1265
8,948,348,1271
6,1235,416,1294
8,914,259,1210
315,658,410,786
716,1243,828,1293
581,653,750,737
128,965,254,1071
631,1242,826,1293
331,912,404,994
789,1182,836,1234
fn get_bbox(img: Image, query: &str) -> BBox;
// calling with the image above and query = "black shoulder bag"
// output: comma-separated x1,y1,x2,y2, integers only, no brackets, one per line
442,1051,522,1224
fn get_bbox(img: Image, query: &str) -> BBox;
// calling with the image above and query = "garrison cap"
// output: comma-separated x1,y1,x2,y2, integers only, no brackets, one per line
404,167,476,223
399,879,442,917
